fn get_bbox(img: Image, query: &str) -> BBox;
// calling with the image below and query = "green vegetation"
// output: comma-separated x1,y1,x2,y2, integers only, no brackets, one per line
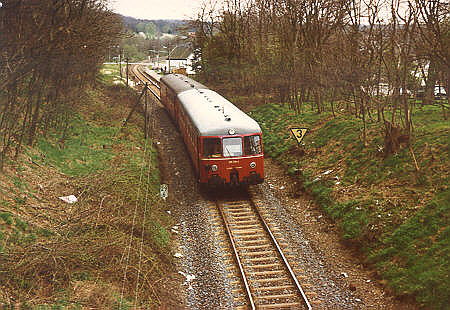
118,18,186,62
369,191,449,308
251,102,449,309
136,21,158,39
0,68,173,307
35,117,117,176
0,212,13,225
99,64,123,85
122,17,185,36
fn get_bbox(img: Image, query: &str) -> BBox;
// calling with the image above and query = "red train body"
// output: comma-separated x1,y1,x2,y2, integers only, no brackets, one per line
160,74,264,186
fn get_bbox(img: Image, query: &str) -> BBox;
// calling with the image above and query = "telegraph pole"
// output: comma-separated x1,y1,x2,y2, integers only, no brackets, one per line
126,57,129,86
119,49,122,79
168,43,171,73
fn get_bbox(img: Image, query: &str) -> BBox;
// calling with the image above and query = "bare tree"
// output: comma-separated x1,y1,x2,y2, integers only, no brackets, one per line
0,0,123,168
412,0,449,115
192,0,444,162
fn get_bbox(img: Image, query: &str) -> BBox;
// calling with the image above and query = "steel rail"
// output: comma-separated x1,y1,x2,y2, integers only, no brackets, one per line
131,65,161,102
134,65,160,90
217,200,256,310
145,85,160,102
252,200,313,310
141,70,161,90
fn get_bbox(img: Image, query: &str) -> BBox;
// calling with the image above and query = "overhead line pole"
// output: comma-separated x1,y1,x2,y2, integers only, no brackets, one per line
126,58,129,86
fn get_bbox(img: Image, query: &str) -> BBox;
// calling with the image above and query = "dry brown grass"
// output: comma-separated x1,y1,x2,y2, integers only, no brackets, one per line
0,83,174,308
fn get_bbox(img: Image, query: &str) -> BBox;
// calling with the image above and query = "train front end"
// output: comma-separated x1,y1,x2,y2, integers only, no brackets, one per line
199,133,264,187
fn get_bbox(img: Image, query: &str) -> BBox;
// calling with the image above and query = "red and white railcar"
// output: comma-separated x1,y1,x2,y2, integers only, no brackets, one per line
160,74,264,186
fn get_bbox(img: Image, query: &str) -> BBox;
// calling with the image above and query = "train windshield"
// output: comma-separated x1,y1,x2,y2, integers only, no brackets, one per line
203,138,222,158
244,135,262,155
223,137,243,157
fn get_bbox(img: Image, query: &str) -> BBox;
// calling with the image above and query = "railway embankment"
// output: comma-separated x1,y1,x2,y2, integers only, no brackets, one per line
248,102,449,309
0,67,179,308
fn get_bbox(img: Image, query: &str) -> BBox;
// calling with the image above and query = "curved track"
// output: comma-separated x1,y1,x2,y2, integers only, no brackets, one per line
137,65,160,90
130,64,161,101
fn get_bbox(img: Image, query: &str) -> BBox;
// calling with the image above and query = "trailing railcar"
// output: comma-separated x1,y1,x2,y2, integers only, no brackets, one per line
160,74,264,186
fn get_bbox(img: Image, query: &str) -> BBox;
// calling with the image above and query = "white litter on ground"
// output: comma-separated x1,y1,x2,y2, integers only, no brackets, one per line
58,195,78,204
179,271,196,289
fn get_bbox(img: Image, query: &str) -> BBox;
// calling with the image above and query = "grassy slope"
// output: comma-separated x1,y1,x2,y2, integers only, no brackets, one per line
249,103,449,309
0,66,173,308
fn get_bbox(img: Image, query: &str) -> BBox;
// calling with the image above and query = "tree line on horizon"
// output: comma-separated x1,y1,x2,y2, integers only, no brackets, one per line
192,0,448,161
121,16,189,36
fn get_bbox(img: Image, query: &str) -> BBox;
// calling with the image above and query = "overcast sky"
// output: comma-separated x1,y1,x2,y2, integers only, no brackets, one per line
109,0,206,20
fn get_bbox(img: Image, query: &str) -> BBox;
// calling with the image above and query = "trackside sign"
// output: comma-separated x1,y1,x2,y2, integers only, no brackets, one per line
160,184,168,200
290,128,308,144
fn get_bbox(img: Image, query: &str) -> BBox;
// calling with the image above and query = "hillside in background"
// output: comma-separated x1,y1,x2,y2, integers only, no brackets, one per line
121,16,191,36
115,16,193,62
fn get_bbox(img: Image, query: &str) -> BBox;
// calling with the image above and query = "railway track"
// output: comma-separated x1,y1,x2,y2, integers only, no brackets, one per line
136,65,160,90
130,64,161,101
210,188,318,309
127,65,319,308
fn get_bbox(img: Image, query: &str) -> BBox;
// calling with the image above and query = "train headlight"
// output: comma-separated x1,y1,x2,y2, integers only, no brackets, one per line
211,164,218,172
250,162,256,169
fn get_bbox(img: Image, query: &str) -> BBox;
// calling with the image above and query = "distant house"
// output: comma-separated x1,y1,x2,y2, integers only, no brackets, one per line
166,46,195,75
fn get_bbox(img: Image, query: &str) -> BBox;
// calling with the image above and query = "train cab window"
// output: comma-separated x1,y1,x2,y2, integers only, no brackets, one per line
223,137,243,157
203,138,222,158
244,135,262,155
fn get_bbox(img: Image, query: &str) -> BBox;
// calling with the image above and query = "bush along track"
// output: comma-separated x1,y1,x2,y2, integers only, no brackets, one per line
250,103,449,309
0,68,174,308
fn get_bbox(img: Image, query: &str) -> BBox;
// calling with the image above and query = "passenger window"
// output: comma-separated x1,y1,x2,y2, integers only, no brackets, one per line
223,137,243,157
244,135,262,155
203,138,221,158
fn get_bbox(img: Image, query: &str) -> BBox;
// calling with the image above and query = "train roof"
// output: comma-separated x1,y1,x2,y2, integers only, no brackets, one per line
178,88,262,136
160,74,208,94
161,74,262,136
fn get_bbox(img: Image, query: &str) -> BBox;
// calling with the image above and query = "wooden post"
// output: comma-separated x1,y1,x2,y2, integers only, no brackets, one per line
144,83,148,139
126,58,129,87
119,49,122,79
